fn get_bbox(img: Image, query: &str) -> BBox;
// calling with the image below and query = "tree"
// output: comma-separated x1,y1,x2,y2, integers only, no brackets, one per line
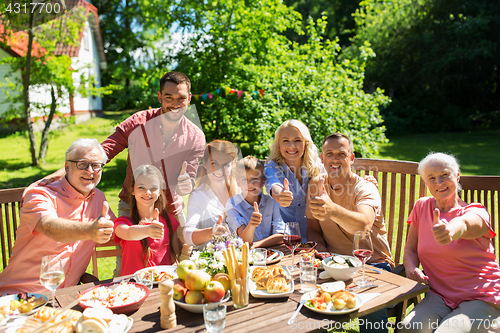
0,1,86,165
168,0,389,157
348,0,500,135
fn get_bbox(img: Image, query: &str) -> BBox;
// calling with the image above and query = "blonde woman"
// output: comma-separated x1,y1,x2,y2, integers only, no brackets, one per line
265,120,323,242
184,140,240,249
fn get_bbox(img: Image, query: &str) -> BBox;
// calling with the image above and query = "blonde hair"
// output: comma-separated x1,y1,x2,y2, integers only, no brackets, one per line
196,140,239,197
268,119,322,179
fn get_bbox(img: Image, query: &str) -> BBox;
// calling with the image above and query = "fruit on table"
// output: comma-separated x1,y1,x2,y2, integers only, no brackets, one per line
204,281,226,303
172,279,187,301
185,290,204,304
212,273,231,293
185,270,211,291
177,260,196,280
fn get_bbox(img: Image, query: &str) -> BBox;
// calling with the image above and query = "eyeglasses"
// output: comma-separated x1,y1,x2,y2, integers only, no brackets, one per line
67,160,105,171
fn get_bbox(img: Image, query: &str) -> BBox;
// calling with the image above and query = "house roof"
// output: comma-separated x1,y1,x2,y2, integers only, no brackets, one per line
0,0,107,69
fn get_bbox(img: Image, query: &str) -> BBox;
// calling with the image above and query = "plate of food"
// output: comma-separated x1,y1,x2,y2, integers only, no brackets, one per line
0,292,48,319
302,288,363,315
133,265,177,285
78,281,150,314
249,265,294,298
75,308,134,333
266,249,284,264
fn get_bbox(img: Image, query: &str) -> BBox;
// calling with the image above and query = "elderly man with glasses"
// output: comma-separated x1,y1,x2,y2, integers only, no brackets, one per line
0,139,115,294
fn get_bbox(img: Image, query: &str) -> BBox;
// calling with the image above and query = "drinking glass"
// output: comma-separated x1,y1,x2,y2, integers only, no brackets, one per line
40,255,65,308
283,222,301,272
352,231,374,287
252,248,267,267
299,262,317,293
204,303,226,333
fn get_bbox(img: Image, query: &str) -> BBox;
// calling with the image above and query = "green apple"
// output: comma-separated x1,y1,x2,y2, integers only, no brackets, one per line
177,260,196,281
185,290,204,304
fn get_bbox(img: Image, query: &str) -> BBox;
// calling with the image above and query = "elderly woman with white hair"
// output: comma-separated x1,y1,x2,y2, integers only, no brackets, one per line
401,153,500,333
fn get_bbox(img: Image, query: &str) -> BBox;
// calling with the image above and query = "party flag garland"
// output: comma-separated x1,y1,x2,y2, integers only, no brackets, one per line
191,86,265,102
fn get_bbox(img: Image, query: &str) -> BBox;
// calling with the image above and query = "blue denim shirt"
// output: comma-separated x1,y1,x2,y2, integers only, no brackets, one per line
264,160,309,242
226,193,285,242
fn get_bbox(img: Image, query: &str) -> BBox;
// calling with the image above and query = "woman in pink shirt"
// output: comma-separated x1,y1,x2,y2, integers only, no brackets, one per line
114,165,181,276
402,153,500,333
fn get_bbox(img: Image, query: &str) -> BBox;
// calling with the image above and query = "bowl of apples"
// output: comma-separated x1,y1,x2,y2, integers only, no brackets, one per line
172,260,231,313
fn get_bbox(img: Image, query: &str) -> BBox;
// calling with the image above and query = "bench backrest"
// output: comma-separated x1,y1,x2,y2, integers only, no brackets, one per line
0,188,24,270
460,175,500,258
353,158,428,265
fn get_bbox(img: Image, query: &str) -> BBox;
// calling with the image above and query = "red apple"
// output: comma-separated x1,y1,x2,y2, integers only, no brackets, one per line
212,273,231,293
185,270,211,291
204,281,226,303
185,290,205,304
177,260,196,281
172,279,187,301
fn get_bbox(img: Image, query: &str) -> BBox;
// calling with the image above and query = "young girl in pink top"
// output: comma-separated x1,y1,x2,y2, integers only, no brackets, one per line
114,165,181,275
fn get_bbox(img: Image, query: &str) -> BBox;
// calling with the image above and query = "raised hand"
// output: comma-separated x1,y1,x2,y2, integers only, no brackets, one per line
91,201,114,244
278,178,293,207
212,214,229,236
406,267,429,284
148,208,164,239
309,177,329,221
249,202,262,227
177,161,192,195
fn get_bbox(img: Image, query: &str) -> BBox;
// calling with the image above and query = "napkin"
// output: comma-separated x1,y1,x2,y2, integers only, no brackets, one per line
357,293,380,304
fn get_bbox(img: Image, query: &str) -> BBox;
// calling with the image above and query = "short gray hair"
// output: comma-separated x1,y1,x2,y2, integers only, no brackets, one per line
418,152,459,177
65,138,107,164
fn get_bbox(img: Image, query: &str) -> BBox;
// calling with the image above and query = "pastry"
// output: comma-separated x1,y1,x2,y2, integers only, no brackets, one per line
266,275,289,293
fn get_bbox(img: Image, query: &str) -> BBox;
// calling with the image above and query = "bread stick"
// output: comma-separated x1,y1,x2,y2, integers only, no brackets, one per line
241,242,248,279
223,250,234,281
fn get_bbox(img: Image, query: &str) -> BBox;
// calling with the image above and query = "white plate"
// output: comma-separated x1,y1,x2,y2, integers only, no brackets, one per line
75,314,133,333
267,249,284,264
301,290,363,315
133,265,177,285
249,265,294,298
173,291,230,314
0,293,48,316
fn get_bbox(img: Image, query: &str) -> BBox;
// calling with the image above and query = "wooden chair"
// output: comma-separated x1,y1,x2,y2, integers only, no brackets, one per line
460,175,500,263
91,239,122,278
0,187,24,271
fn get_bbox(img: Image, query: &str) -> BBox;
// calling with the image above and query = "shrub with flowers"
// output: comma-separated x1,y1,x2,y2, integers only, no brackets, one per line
190,232,245,277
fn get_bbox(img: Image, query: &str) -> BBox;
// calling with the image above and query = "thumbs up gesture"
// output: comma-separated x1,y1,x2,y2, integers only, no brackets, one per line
249,202,262,227
177,161,193,196
310,177,332,221
212,214,229,236
278,178,294,207
92,201,114,244
148,208,164,239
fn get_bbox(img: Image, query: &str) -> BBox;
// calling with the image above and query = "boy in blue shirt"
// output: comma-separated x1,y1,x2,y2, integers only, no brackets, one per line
226,156,285,248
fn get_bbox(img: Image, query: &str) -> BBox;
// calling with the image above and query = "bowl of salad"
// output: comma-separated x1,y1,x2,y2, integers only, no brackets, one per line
78,281,150,314
322,255,361,281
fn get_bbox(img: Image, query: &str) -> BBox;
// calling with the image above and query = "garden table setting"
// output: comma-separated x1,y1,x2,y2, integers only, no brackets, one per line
45,242,429,333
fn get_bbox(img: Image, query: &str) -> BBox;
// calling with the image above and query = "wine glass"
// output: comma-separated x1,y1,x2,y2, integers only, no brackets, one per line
283,222,301,271
352,231,374,287
40,255,65,308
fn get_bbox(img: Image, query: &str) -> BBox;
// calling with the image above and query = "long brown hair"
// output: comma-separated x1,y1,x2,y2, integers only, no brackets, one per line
196,140,239,198
128,165,177,267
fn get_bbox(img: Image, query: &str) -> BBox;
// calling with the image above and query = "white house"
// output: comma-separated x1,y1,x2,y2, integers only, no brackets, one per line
0,0,107,127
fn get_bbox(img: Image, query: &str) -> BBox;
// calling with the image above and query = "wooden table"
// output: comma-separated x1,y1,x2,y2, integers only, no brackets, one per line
56,245,428,332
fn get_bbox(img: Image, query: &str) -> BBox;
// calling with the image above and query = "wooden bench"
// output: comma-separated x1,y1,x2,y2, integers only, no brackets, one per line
0,187,121,279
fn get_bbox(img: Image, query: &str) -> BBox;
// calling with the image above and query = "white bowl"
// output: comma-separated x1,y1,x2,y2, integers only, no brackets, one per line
322,255,361,281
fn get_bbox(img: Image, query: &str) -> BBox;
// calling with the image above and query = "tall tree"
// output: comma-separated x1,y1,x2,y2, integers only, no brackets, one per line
0,1,86,165
168,0,389,157
349,0,500,134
